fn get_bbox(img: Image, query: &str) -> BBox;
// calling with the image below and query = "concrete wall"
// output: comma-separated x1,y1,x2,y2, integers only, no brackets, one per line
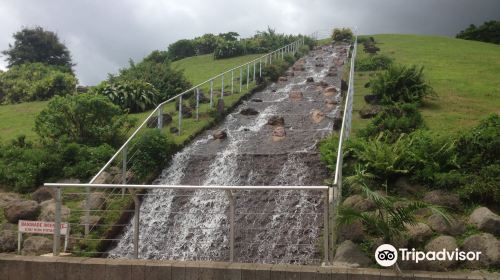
0,254,492,280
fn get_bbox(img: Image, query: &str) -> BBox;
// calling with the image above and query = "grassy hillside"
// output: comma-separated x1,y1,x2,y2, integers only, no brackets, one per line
0,53,263,142
351,34,500,135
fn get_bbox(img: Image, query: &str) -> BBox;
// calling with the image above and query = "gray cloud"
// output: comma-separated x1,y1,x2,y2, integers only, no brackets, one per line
1,0,498,85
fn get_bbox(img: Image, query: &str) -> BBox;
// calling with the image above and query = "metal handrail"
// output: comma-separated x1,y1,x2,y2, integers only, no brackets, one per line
45,183,328,191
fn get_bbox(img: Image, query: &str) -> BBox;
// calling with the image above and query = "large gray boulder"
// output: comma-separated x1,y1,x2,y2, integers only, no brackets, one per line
22,236,52,256
80,192,106,210
462,233,500,269
426,214,465,236
333,240,372,268
468,207,500,236
424,235,459,271
39,199,71,222
423,190,460,210
31,187,55,203
0,230,17,252
342,194,375,212
4,200,40,223
0,192,21,207
339,220,365,242
405,222,433,244
93,171,112,184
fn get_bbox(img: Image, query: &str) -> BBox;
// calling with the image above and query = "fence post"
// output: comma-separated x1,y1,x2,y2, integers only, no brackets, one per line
246,64,250,89
227,191,235,262
231,70,234,94
157,106,163,129
178,95,182,135
129,188,141,259
239,67,242,92
210,80,213,108
253,62,256,81
53,187,61,256
84,187,90,237
196,88,199,121
122,146,127,196
259,59,262,77
221,74,224,99
323,189,329,265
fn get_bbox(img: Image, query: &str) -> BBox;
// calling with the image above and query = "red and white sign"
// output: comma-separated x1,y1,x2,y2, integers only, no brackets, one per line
18,220,69,235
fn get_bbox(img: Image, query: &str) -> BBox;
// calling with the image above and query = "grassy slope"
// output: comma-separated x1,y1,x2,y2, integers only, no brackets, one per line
0,53,263,143
351,34,500,135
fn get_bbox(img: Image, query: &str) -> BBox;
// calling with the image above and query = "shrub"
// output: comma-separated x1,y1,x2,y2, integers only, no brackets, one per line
129,130,177,182
59,142,115,181
92,80,159,113
332,28,353,42
34,93,135,147
369,64,435,105
0,62,76,103
355,54,393,71
193,33,219,55
319,135,339,171
214,40,245,59
456,20,500,45
261,59,291,82
358,103,425,141
167,39,196,61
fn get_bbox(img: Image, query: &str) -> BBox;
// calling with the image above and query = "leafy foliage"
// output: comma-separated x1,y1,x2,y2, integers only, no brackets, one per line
356,54,393,71
331,28,354,42
167,39,196,61
319,135,339,171
34,93,135,147
92,80,158,113
0,62,76,104
261,54,295,82
213,40,245,59
2,26,74,72
193,33,219,55
456,20,500,44
129,130,177,182
369,64,435,105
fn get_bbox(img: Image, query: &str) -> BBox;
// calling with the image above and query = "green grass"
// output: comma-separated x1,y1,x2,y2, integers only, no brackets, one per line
0,101,49,141
351,34,500,135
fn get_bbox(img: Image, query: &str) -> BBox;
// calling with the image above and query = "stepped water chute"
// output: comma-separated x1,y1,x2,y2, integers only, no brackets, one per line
108,43,350,264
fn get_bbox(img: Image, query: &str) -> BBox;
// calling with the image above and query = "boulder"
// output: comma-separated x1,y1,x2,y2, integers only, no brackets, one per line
342,195,375,212
339,220,365,242
318,81,329,88
146,113,173,128
22,236,52,256
284,70,294,77
405,222,433,244
217,99,225,115
240,108,259,116
212,130,227,140
251,98,263,102
80,192,106,210
0,230,17,252
182,106,193,118
267,116,285,126
311,109,325,124
364,94,379,105
315,63,324,67
306,77,314,83
461,233,500,269
394,177,425,197
272,126,286,141
359,106,382,119
278,76,288,82
341,79,348,92
323,86,337,97
426,214,465,236
0,192,21,207
39,199,71,222
325,98,338,108
31,187,55,203
424,236,459,271
93,171,113,184
4,200,40,223
423,190,461,210
468,207,500,236
80,215,102,227
170,127,179,134
333,240,372,268
289,91,303,101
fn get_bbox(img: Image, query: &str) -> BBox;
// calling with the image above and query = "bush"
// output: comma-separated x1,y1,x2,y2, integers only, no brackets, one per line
369,64,435,105
129,130,177,182
261,59,291,82
456,20,500,45
167,39,196,61
358,103,425,141
193,33,219,55
332,28,353,42
92,80,159,113
34,93,135,147
319,135,339,171
355,54,393,71
214,40,245,59
59,142,115,181
0,62,76,103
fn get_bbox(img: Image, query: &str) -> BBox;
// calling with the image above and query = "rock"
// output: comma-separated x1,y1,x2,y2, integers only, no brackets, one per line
426,214,465,236
93,171,113,184
405,222,433,244
424,236,459,271
340,220,365,242
394,177,425,197
278,76,288,82
80,215,101,227
217,99,225,115
170,127,179,134
251,98,263,102
468,207,500,236
267,116,285,126
306,77,314,83
284,70,294,77
240,108,259,116
333,240,372,268
289,91,303,101
146,113,173,128
31,187,55,203
333,117,342,130
318,81,329,88
359,106,382,119
423,190,461,210
212,130,227,140
39,199,71,222
4,200,40,223
182,107,193,118
22,236,52,256
325,98,338,108
323,86,338,97
462,233,500,269
0,192,21,207
341,79,348,92
1,223,16,231
0,230,17,252
79,192,106,210
311,109,325,124
342,195,375,212
364,94,380,105
272,126,286,141
315,63,324,67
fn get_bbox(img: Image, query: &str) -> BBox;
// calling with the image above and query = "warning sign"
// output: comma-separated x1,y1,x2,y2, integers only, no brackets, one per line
18,220,69,235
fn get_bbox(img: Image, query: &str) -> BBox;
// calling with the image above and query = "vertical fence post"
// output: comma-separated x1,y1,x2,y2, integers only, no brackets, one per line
84,187,90,237
196,88,199,121
122,146,127,196
323,189,329,265
227,191,235,262
129,189,140,259
253,61,256,81
157,106,163,129
53,187,61,256
239,67,242,92
231,70,234,94
210,80,213,108
178,95,182,135
259,59,262,77
246,64,250,89
221,74,224,99
269,53,272,64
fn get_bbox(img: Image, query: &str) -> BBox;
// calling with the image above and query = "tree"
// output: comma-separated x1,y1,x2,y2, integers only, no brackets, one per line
2,26,74,72
34,93,135,147
456,20,500,44
218,32,239,41
167,39,196,61
92,80,159,113
193,33,219,55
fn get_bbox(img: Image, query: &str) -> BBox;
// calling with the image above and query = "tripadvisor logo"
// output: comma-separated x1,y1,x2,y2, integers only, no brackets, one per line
374,244,482,267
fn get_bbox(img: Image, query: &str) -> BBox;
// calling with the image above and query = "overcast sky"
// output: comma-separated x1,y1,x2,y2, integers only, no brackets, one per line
1,0,499,85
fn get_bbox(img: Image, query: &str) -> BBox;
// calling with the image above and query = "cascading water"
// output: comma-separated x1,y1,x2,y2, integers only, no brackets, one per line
109,43,350,264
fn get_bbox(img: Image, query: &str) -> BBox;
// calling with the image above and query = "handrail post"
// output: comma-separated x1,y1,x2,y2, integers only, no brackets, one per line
253,62,256,81
84,186,89,237
231,70,234,94
323,189,329,265
178,95,182,135
129,188,141,259
221,74,224,99
210,80,213,108
239,67,242,92
122,146,127,196
246,64,250,89
53,186,61,256
157,106,163,129
227,190,235,262
196,88,199,121
259,59,262,77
